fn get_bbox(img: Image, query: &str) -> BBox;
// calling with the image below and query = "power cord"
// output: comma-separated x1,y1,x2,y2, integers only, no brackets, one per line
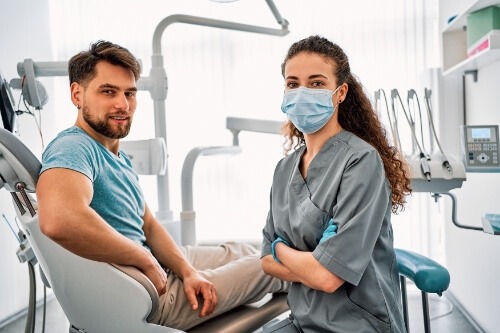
391,89,431,181
375,89,402,152
15,76,45,150
423,88,451,172
2,213,47,333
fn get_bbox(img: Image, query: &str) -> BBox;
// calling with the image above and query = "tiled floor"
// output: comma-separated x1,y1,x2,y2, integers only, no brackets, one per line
0,285,483,333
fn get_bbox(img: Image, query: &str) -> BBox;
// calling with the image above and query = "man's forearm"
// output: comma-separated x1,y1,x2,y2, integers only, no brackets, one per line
41,205,155,272
144,220,197,280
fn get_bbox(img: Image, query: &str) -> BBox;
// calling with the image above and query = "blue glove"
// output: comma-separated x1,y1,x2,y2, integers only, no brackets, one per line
272,236,290,263
319,219,337,244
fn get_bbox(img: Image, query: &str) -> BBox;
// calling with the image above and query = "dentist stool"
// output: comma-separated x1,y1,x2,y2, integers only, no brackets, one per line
395,248,450,333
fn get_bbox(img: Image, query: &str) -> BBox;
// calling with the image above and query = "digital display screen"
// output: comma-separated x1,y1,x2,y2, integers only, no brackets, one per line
471,128,491,139
0,77,17,133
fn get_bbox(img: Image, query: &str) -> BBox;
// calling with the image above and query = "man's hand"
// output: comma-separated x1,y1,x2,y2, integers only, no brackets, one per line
141,254,168,296
182,272,218,317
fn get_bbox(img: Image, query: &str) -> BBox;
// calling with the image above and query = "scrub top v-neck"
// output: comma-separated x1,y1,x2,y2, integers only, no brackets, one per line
262,130,406,332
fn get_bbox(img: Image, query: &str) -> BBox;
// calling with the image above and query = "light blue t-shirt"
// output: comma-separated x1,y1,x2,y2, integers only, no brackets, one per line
40,126,147,246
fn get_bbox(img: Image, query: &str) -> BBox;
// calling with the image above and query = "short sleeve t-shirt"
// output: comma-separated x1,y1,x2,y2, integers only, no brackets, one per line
40,126,147,246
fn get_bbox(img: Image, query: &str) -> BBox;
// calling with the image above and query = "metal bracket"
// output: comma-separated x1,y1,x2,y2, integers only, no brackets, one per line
463,69,478,82
431,192,483,232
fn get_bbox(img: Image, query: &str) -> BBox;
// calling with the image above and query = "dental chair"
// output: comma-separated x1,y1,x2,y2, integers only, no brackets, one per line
0,127,288,333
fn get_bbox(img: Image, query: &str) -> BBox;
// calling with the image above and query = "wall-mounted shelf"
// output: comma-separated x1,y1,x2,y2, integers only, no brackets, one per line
444,0,500,33
443,30,500,76
442,0,500,76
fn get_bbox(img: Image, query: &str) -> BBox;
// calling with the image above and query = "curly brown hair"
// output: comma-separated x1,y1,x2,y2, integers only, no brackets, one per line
281,35,412,213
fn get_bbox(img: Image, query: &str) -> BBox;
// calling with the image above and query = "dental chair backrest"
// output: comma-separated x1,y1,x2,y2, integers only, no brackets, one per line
0,128,179,333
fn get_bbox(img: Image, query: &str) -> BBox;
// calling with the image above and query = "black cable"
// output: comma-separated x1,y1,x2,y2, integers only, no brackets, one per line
407,89,430,159
42,284,46,333
376,89,401,151
25,262,36,333
386,89,403,152
423,88,451,172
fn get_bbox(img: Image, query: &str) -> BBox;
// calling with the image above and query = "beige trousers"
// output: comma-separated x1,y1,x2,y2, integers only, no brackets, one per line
154,241,289,331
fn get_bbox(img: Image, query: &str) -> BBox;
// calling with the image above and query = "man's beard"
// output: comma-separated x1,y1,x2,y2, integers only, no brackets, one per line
82,106,131,139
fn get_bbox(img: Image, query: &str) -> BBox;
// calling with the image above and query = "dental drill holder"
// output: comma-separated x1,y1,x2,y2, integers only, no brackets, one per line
407,153,466,193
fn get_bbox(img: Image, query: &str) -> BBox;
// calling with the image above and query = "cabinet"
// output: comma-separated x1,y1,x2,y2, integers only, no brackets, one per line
442,0,500,76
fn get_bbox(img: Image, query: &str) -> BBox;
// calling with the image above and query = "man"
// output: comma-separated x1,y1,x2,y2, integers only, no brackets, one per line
37,40,288,331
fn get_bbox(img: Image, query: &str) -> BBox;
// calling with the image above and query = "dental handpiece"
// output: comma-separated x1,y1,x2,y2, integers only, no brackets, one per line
420,153,431,181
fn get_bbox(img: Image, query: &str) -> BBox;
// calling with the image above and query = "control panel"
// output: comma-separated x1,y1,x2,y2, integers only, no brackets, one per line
460,125,500,172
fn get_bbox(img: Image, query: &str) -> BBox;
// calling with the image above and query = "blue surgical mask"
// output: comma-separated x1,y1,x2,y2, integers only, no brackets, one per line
281,86,341,134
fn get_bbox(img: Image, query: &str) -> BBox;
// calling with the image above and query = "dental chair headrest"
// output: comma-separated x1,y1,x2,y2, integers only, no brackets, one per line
0,128,41,192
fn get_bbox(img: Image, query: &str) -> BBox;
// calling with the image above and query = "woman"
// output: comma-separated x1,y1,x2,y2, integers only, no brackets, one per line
261,35,411,332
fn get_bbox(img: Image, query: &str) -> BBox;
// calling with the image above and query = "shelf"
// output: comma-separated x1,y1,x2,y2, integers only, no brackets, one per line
443,30,500,76
444,0,500,33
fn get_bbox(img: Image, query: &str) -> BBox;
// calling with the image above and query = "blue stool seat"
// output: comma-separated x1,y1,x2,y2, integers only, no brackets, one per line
395,248,450,333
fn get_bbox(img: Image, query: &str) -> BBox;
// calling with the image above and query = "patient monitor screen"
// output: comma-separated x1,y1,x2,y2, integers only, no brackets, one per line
0,75,17,133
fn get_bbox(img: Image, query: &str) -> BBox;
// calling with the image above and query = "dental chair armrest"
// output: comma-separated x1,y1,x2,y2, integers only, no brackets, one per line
110,263,160,323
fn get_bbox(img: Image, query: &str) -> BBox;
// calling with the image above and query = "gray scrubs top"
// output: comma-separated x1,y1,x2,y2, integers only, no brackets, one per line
262,131,406,333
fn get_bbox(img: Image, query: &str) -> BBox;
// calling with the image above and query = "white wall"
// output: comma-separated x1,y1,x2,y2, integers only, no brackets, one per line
440,1,500,332
0,0,57,325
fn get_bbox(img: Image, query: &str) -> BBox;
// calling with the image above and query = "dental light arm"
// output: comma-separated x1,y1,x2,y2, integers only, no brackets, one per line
15,60,152,90
226,116,283,145
180,145,242,246
151,5,289,55
180,116,283,246
146,1,289,221
265,0,288,26
16,60,68,77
